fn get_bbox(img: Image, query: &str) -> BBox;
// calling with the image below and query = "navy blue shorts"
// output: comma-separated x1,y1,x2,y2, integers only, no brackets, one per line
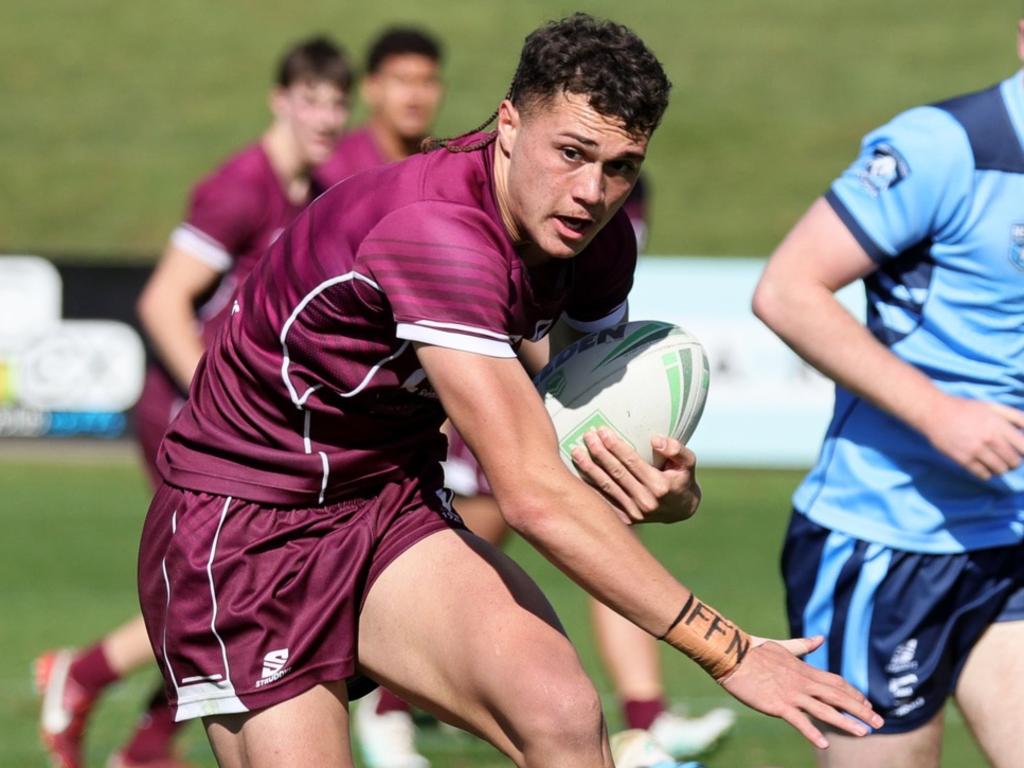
782,512,1024,734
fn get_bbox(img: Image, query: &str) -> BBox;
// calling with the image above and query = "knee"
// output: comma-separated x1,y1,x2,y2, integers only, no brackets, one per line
515,673,605,750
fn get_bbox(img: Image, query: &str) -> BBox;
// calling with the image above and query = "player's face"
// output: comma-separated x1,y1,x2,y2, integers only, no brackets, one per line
274,79,350,166
497,92,647,262
364,54,443,141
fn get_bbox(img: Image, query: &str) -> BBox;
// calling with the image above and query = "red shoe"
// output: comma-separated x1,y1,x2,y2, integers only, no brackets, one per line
35,649,96,768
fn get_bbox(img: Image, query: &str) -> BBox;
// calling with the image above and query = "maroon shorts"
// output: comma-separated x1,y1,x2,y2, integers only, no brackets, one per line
138,479,463,721
133,365,186,489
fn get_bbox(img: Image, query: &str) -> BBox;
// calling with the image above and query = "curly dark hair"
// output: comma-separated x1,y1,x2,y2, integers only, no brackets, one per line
425,13,669,152
511,13,670,137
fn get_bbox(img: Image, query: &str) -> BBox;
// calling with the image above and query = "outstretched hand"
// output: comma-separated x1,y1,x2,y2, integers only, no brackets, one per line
570,428,700,524
719,635,883,749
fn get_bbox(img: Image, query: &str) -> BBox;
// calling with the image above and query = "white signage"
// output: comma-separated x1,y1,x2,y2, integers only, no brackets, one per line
631,257,865,466
0,256,145,431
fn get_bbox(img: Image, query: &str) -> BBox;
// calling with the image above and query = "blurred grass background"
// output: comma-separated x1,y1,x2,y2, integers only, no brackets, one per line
0,460,988,766
1,0,1019,259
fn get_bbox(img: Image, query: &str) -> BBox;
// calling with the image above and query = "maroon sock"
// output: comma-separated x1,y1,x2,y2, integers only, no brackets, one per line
120,686,182,762
623,696,666,730
376,688,412,715
68,644,119,697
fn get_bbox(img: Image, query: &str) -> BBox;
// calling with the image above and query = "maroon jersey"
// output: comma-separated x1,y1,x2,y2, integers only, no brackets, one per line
158,135,636,506
315,126,388,188
134,143,319,485
172,142,314,341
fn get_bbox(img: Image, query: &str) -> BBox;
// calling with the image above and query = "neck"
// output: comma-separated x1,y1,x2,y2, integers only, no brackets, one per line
261,123,312,204
368,119,421,161
491,142,524,244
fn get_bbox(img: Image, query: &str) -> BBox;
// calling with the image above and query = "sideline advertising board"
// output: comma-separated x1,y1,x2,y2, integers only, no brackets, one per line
0,256,145,438
630,257,864,466
0,254,863,465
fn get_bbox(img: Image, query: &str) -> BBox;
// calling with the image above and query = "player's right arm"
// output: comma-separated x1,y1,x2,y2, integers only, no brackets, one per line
139,162,260,392
753,111,1024,480
136,243,221,392
416,342,883,747
754,200,1024,480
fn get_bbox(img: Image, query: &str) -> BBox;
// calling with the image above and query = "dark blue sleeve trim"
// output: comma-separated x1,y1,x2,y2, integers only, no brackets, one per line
934,84,1024,173
824,188,888,263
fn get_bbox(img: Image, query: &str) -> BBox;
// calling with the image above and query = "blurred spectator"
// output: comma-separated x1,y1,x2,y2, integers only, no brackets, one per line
35,35,353,768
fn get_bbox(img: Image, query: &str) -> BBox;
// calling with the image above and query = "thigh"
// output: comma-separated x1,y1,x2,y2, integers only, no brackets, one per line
955,619,1024,768
815,711,943,768
204,680,352,768
357,528,603,760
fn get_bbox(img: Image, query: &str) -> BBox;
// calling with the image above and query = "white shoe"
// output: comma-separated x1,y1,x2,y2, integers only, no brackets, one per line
610,728,706,768
354,688,430,768
649,707,736,758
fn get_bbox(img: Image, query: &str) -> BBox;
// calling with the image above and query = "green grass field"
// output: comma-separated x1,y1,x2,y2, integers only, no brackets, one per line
0,456,987,766
1,0,1019,259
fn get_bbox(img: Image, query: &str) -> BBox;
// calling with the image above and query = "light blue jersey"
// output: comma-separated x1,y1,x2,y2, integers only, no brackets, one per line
794,72,1024,553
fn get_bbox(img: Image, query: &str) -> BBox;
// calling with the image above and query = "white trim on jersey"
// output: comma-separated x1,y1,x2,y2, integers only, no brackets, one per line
410,319,512,342
278,271,382,408
171,224,234,273
318,451,330,505
396,323,516,358
561,300,628,334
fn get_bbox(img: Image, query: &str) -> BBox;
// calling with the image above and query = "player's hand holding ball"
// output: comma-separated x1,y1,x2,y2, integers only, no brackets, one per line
534,320,709,524
570,427,700,524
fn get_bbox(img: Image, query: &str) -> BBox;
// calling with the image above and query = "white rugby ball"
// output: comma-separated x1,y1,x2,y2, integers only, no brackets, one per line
534,320,709,472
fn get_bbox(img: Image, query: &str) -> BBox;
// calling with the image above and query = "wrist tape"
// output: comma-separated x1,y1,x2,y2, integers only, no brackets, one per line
659,592,751,680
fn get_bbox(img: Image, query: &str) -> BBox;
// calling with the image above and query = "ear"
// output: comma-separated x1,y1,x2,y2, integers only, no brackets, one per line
495,99,520,155
1018,19,1024,62
269,86,289,120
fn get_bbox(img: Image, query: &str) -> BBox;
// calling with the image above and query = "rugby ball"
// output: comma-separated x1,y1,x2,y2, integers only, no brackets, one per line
534,320,709,472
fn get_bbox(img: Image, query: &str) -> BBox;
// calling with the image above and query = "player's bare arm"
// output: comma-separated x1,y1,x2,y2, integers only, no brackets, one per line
136,243,222,391
753,198,1024,480
416,342,882,747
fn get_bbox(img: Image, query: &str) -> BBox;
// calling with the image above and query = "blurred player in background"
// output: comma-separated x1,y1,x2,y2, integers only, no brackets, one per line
316,26,444,187
136,14,879,768
34,36,353,768
319,26,445,768
753,17,1024,768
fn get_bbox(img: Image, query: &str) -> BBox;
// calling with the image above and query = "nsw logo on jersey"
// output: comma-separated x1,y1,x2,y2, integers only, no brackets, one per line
1009,223,1024,271
858,144,909,196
